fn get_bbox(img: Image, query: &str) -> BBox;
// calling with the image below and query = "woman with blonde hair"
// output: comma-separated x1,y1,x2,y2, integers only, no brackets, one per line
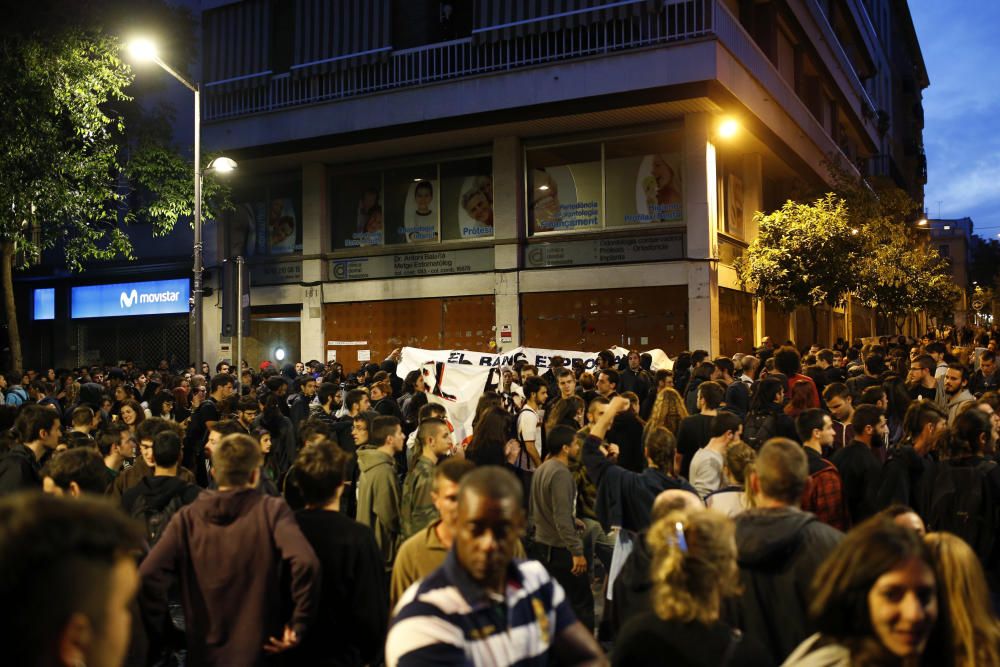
645,386,688,438
924,532,1000,667
613,509,772,665
705,441,756,517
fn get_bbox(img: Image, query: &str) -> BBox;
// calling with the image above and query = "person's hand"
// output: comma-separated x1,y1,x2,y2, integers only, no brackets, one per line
574,518,586,532
571,555,588,576
608,396,631,414
263,626,299,654
606,443,620,458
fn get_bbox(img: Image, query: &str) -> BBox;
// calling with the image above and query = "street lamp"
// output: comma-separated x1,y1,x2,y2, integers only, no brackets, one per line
129,38,233,369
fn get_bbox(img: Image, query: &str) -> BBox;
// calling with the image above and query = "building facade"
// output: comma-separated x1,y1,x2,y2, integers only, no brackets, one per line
18,0,929,369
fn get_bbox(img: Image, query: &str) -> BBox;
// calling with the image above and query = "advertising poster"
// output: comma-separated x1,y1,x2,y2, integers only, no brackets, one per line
458,175,494,239
529,165,600,233
633,153,683,223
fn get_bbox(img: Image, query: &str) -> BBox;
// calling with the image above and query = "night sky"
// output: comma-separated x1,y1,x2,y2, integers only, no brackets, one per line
910,1,1000,240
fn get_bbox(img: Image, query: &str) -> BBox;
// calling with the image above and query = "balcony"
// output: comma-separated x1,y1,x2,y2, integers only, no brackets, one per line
204,0,876,146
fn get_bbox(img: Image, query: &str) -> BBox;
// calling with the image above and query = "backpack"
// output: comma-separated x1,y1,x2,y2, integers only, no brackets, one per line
130,493,187,546
925,460,998,559
742,411,775,450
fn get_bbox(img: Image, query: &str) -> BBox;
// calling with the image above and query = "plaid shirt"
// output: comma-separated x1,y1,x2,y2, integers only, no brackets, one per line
801,447,849,531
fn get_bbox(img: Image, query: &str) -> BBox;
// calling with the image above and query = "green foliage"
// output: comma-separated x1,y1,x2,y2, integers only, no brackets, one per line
735,194,861,312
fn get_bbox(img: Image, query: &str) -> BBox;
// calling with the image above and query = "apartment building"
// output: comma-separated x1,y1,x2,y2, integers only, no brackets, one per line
20,0,930,368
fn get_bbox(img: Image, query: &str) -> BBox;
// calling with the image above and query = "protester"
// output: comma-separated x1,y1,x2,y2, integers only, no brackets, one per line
612,509,774,666
783,517,945,666
139,433,320,664
289,439,387,666
385,466,607,666
0,493,144,667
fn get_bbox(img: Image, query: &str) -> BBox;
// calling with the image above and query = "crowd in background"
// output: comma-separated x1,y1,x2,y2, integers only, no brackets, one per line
3,324,1000,666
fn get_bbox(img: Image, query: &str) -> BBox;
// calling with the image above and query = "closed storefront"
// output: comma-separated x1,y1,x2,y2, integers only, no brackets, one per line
324,295,495,364
521,286,688,355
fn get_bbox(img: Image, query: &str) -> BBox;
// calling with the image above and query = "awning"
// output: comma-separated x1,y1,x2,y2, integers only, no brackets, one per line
202,0,272,92
474,0,659,42
291,0,392,77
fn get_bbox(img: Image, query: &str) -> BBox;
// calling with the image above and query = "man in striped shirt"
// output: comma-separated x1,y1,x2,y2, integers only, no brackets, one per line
385,465,607,666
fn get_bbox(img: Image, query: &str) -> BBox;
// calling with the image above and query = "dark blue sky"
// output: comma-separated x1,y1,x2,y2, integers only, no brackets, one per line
910,1,1000,239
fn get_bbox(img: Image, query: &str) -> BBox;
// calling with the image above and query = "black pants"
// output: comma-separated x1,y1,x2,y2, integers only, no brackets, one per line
536,544,595,632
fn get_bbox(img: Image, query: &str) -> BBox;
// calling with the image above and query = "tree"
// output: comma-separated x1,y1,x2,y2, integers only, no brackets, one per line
853,219,962,333
0,6,229,371
735,194,862,343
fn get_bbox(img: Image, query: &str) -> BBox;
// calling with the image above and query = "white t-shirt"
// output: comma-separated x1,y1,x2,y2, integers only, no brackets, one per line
689,447,725,499
516,406,543,471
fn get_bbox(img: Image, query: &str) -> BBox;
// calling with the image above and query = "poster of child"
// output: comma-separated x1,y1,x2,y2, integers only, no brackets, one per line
458,175,494,238
403,179,439,242
267,198,297,253
350,187,383,246
635,154,683,222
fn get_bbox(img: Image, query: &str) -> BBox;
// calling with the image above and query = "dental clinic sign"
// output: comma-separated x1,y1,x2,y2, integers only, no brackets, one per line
71,279,190,319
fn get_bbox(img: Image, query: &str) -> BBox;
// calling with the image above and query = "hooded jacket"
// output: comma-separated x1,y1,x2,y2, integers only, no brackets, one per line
734,507,843,664
122,475,201,516
356,446,400,568
139,488,320,667
0,444,42,494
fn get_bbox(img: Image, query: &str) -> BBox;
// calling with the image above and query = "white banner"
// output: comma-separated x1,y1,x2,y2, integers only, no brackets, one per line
398,345,672,378
400,345,673,441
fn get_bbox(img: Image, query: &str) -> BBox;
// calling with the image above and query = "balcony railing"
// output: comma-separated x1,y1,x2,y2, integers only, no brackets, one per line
203,0,875,149
204,0,715,121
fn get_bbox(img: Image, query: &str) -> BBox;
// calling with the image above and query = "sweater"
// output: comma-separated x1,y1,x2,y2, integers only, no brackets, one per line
289,508,387,667
400,455,438,539
529,457,583,556
139,489,320,666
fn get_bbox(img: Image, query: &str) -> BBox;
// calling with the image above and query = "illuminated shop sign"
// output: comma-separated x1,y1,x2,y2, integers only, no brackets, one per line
71,279,190,319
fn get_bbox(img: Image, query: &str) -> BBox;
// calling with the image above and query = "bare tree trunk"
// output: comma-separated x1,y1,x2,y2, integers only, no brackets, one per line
1,242,22,372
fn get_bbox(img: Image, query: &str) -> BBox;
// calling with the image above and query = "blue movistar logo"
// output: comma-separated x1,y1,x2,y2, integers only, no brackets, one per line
120,289,138,308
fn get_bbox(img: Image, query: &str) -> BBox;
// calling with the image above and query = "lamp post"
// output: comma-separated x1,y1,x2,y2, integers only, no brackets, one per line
129,39,236,369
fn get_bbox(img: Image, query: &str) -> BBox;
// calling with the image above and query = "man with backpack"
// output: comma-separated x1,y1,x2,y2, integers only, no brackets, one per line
123,430,201,544
515,376,547,472
920,408,1000,583
183,373,235,487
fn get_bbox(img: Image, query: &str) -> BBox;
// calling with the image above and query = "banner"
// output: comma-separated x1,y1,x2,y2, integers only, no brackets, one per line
399,345,673,442
397,345,672,378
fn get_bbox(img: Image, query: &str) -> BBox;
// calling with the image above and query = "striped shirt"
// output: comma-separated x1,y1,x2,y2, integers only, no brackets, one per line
386,551,576,666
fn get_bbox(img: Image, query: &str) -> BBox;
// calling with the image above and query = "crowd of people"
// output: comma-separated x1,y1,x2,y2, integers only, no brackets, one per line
3,328,1000,666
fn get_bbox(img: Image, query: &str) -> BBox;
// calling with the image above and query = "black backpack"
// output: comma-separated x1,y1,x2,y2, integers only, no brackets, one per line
742,411,775,450
131,493,187,546
925,460,998,559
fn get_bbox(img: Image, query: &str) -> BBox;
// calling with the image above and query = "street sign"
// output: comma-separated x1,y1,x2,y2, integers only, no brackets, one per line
973,300,984,311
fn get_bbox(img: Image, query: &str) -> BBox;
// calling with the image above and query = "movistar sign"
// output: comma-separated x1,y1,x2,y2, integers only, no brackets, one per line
71,279,190,319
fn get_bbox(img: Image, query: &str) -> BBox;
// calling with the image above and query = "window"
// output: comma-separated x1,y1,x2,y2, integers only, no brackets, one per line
330,156,493,249
526,130,684,235
228,175,303,256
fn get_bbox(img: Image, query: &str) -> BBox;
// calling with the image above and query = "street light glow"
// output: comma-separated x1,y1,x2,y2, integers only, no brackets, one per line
207,157,238,173
718,118,739,139
275,347,286,361
128,38,158,62
917,218,927,225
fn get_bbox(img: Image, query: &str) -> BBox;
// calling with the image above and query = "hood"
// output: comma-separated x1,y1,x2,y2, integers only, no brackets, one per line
736,508,816,567
79,382,105,408
357,446,394,473
281,363,297,380
191,488,263,526
133,476,191,511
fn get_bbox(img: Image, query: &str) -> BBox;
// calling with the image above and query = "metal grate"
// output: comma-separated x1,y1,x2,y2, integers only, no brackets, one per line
76,316,189,368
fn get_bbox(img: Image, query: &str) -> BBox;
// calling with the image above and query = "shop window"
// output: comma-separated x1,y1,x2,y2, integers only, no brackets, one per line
228,175,302,257
526,131,685,236
384,165,440,245
527,143,602,234
330,156,493,249
604,133,684,227
441,158,494,241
